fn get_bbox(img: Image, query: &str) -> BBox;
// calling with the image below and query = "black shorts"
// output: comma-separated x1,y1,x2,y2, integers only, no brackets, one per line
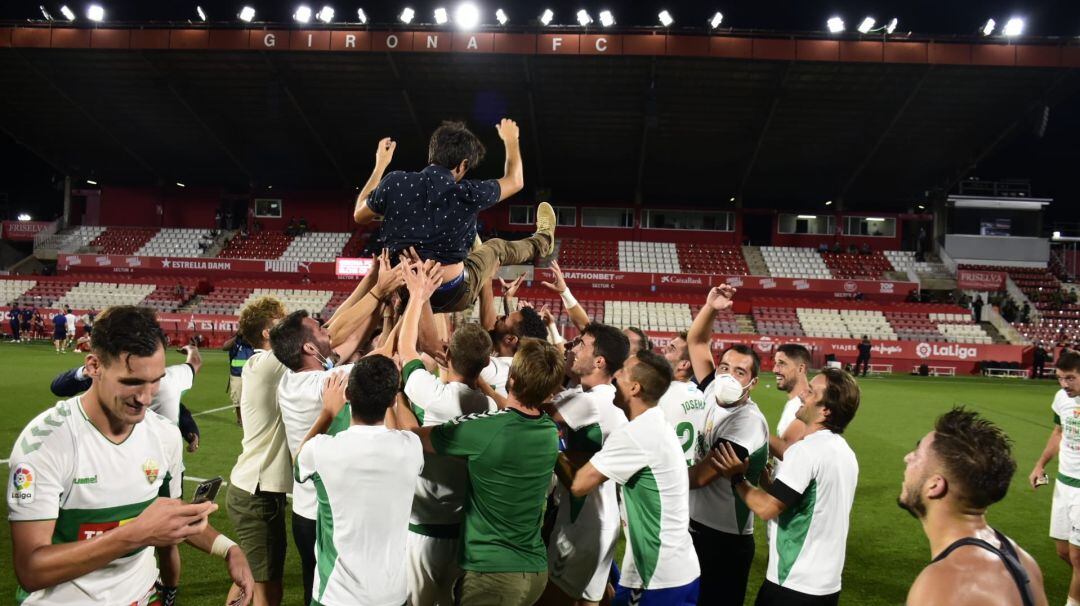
53,330,65,341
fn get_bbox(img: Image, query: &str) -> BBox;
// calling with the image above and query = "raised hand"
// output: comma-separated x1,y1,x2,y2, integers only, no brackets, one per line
402,260,443,301
375,137,396,168
539,304,555,325
710,442,749,479
500,273,526,299
496,118,519,144
125,498,217,547
705,284,737,311
540,260,568,294
373,249,403,298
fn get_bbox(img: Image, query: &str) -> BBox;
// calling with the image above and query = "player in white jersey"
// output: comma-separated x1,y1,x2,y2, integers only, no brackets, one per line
564,350,700,605
399,287,497,606
660,331,708,465
7,306,253,605
269,309,364,606
684,344,768,606
715,367,861,605
150,345,201,426
541,322,630,605
295,356,425,606
769,344,811,464
478,274,550,396
1029,350,1080,606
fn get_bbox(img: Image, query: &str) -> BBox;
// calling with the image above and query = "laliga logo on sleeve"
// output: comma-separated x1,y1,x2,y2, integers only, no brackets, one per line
9,464,35,505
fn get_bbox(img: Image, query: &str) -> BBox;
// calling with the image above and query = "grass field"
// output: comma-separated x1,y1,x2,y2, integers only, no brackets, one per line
0,342,1070,604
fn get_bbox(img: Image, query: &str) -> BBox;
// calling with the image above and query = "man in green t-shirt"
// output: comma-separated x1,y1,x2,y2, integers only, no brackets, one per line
394,259,566,606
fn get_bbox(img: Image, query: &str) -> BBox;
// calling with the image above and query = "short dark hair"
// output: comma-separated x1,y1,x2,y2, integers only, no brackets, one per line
90,306,167,365
819,367,860,433
428,121,486,171
509,338,565,407
631,350,673,404
1057,350,1080,373
269,310,312,372
449,323,493,381
583,322,630,375
625,326,652,352
776,343,811,369
931,407,1016,509
516,307,548,340
346,355,400,424
721,344,761,378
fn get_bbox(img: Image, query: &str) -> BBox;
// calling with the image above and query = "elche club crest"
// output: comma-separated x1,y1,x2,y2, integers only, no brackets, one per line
142,458,160,484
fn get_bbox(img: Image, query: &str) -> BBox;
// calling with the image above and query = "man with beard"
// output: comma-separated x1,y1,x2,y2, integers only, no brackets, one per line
1028,350,1080,606
713,368,860,606
541,323,629,606
769,344,812,463
901,408,1047,606
623,327,651,355
480,305,548,397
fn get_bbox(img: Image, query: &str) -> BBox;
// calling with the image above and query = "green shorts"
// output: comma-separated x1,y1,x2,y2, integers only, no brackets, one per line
458,570,547,606
225,484,287,582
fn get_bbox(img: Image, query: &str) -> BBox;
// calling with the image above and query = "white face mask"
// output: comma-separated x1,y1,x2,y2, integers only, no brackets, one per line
311,348,334,371
713,373,749,406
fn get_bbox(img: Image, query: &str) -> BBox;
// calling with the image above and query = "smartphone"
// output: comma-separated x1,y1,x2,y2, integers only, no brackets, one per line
1035,474,1050,487
191,476,223,504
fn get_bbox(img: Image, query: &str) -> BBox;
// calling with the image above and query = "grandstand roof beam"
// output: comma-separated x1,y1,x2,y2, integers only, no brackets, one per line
137,52,256,186
15,49,160,182
941,70,1076,196
522,56,545,189
264,55,350,189
838,66,933,205
737,62,792,201
385,53,427,149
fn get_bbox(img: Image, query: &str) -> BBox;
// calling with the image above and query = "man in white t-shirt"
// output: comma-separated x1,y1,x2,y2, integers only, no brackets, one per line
1029,350,1080,606
769,343,811,464
398,293,496,606
565,350,701,604
63,307,77,351
295,356,424,606
7,306,253,606
542,322,629,605
714,367,861,605
269,309,363,606
479,290,548,396
660,331,708,466
685,344,768,606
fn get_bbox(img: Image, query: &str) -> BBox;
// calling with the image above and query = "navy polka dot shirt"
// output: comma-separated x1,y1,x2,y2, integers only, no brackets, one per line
369,164,501,264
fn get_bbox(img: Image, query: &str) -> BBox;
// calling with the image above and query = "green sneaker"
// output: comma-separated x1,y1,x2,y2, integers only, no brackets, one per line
535,202,556,258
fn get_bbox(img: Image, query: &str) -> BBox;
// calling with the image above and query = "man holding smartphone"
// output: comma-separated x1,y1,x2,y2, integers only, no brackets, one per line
6,306,254,605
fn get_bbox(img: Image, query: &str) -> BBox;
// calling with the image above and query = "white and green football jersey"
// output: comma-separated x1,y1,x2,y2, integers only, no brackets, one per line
149,363,194,425
590,406,700,590
479,356,513,397
402,359,496,531
7,397,184,605
689,400,769,535
766,430,858,596
657,380,708,465
295,425,424,606
1053,389,1080,480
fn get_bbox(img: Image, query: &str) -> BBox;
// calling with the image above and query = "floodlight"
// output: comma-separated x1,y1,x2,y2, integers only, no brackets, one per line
434,7,448,24
60,5,75,20
599,10,614,27
1003,17,1024,37
827,16,844,33
399,7,414,23
576,9,592,26
710,12,723,29
316,5,334,22
238,6,255,21
17,213,31,221
455,2,480,29
495,8,508,24
40,6,54,21
885,18,898,34
356,8,367,23
857,17,874,34
981,18,996,36
539,8,553,25
196,5,207,21
658,10,673,27
87,4,104,21
293,5,312,22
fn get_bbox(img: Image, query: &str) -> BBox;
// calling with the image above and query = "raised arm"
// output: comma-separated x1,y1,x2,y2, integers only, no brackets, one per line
540,261,589,331
353,137,396,225
397,260,444,366
326,250,385,329
495,119,524,201
329,251,402,348
478,275,498,331
688,285,735,383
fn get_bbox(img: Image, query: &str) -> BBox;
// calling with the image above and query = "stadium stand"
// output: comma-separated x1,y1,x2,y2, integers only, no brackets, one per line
13,280,78,308
218,231,293,259
822,251,894,280
241,287,334,317
89,227,159,255
43,225,107,254
556,238,619,270
279,231,351,262
604,300,692,333
188,286,254,315
619,241,680,273
54,281,156,310
760,246,832,279
676,244,750,275
752,306,805,337
0,279,37,305
136,228,215,258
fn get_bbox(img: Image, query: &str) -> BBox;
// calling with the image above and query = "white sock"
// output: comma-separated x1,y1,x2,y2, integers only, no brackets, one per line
1066,597,1080,606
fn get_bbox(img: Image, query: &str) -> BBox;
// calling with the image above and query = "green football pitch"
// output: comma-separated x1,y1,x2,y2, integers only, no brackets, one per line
0,343,1070,604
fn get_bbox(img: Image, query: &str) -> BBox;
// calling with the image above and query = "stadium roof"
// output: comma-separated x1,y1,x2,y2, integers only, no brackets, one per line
0,24,1078,211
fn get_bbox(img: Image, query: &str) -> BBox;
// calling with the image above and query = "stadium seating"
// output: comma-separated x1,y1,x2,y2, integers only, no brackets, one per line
604,301,692,333
89,227,159,255
1015,321,1079,345
797,308,897,340
136,228,215,258
54,282,156,310
241,288,333,316
676,244,750,275
0,279,37,305
45,225,107,253
219,231,293,259
279,232,351,262
760,246,832,279
884,311,948,342
556,239,619,270
752,306,804,337
189,287,254,315
141,280,200,313
822,252,894,280
619,241,680,273
14,280,78,308
936,322,993,344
